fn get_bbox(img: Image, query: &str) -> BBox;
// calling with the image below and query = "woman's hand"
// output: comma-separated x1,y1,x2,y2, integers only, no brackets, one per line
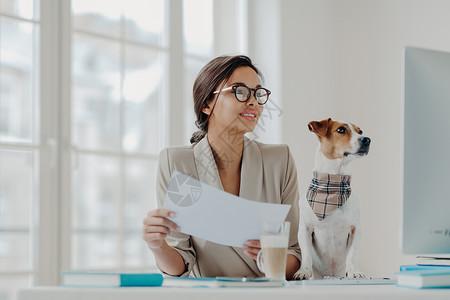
243,239,261,260
142,208,179,249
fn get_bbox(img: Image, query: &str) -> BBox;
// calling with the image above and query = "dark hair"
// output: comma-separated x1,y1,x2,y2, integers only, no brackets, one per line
190,55,263,144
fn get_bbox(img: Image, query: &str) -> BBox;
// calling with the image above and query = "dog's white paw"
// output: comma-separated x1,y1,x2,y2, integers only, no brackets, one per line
346,270,366,278
293,265,313,280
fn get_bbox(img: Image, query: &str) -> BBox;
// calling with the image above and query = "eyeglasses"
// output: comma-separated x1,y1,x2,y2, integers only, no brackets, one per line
213,85,271,105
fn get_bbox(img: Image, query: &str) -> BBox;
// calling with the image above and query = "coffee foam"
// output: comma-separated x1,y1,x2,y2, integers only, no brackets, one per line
260,235,288,248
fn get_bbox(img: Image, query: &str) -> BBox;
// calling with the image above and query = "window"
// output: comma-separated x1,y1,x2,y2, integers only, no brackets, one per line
183,0,214,142
0,1,248,300
70,0,166,270
0,0,40,299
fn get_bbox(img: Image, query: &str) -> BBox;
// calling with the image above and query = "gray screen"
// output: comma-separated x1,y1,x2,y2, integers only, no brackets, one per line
403,47,450,254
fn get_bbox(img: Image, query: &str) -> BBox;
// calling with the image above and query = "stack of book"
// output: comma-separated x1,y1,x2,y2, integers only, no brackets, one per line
61,271,164,287
398,257,450,289
60,271,284,288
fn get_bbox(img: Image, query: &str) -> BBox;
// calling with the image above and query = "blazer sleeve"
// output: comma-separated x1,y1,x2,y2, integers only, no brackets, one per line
156,148,197,277
281,146,302,264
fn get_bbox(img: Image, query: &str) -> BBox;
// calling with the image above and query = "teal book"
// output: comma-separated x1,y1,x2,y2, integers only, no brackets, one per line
396,269,450,289
162,277,285,288
399,265,450,272
61,271,163,287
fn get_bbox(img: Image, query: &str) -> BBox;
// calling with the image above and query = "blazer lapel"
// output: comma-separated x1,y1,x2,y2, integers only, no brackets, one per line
239,136,263,202
234,136,264,276
193,135,224,191
194,135,264,277
232,246,264,277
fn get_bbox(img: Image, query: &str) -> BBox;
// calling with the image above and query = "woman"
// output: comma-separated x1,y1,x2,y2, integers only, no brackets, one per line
142,55,301,279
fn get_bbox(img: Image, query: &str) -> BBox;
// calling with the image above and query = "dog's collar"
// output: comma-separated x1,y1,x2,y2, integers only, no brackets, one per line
307,171,352,221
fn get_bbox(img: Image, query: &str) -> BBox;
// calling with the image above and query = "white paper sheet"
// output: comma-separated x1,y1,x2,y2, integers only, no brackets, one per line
162,171,291,247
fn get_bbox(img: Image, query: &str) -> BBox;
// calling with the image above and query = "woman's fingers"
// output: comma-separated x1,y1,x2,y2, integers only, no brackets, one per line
143,216,179,232
142,209,181,249
243,239,261,260
143,225,171,235
244,250,258,260
147,208,175,218
142,232,167,241
143,210,179,232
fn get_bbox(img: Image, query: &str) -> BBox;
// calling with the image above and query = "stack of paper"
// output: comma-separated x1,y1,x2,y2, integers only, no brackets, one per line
162,277,285,288
163,171,291,247
416,255,450,266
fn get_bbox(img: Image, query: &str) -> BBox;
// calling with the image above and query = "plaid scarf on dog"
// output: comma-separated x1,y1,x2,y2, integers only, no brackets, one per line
307,171,352,221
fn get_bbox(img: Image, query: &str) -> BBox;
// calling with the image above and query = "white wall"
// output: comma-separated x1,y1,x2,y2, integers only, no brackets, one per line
275,0,450,278
247,0,282,143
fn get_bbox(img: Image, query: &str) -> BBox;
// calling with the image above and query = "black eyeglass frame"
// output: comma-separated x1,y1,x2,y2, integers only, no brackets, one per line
213,84,271,105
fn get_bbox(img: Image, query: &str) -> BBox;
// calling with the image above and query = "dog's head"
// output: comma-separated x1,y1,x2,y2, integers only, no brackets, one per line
308,118,370,160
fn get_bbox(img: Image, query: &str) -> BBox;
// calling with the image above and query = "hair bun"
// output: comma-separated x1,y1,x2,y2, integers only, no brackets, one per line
190,130,206,144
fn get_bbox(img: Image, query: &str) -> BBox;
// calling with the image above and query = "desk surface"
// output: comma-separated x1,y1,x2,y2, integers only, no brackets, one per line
18,285,450,300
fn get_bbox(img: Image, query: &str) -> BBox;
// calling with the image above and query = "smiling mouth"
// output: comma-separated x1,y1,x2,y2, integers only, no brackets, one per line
240,113,256,117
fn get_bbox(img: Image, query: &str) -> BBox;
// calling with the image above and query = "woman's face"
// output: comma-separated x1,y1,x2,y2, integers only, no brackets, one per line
204,66,264,136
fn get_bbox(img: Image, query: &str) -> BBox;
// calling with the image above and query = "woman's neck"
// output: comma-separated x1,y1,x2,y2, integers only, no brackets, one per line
207,129,244,172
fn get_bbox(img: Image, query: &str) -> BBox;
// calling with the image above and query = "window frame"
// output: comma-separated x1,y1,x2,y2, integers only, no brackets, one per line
36,0,70,285
0,0,44,288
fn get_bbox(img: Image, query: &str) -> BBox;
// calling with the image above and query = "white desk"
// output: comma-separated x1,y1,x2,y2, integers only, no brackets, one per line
17,285,450,300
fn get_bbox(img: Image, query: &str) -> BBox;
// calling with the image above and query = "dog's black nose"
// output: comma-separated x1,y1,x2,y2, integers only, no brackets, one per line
360,137,371,145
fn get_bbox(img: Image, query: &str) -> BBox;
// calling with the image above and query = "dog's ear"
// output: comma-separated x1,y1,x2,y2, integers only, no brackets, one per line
308,118,332,137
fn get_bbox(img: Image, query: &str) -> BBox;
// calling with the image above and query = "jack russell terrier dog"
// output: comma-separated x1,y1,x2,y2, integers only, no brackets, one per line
294,118,371,280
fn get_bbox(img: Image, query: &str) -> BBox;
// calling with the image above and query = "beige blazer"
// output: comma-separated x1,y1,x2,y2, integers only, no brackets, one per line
156,135,301,277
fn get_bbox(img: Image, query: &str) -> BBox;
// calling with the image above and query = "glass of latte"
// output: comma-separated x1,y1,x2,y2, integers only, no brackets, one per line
256,221,290,280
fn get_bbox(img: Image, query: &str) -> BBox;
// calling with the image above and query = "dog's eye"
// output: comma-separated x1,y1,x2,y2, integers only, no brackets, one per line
359,130,363,134
337,127,347,134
